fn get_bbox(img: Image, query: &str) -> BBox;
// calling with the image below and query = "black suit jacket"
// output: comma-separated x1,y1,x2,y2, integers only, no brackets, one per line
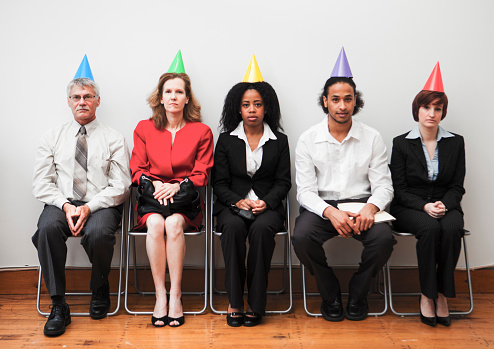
212,130,291,217
390,130,465,215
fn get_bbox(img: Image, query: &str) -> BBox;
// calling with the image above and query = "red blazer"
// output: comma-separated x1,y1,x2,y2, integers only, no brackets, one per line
130,119,214,187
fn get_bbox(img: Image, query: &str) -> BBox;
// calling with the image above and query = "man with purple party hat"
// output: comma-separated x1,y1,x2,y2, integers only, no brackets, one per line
292,47,395,322
32,55,131,336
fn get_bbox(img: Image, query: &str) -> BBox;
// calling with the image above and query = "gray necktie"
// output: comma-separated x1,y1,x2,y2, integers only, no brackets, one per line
73,126,88,200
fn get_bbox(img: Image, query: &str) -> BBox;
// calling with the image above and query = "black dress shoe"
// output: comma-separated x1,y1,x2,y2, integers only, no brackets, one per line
320,297,344,322
419,298,436,327
345,298,369,321
90,279,110,319
243,312,262,327
226,312,245,327
436,315,451,327
44,303,71,337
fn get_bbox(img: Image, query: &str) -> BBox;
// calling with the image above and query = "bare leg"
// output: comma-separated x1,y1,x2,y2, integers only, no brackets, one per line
436,292,449,317
420,293,435,317
165,214,187,326
146,214,168,326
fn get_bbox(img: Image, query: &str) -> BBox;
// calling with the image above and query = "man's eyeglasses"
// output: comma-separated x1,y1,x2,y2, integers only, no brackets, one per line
69,95,97,102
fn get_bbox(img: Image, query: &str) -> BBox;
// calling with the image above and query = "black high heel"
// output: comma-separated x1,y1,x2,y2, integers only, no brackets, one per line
434,299,451,326
419,297,436,327
151,315,168,327
168,297,184,328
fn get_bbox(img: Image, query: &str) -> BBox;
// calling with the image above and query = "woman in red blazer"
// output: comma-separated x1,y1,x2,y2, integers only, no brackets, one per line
390,88,465,327
130,73,214,327
213,81,291,327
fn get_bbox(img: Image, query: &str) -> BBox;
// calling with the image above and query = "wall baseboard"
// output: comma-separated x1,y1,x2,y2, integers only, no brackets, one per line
0,266,491,295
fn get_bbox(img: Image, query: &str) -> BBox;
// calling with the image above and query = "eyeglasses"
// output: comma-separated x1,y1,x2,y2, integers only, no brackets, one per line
69,95,97,102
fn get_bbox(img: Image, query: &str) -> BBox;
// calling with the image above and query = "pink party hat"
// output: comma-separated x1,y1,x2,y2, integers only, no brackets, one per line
422,62,444,92
330,47,353,78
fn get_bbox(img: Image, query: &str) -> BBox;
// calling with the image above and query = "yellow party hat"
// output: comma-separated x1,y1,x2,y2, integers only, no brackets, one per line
242,54,264,82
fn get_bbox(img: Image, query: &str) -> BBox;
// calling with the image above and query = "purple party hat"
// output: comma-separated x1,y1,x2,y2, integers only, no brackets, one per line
330,47,353,78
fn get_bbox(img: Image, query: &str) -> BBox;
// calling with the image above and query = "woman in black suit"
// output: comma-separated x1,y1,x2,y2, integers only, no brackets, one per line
213,81,291,327
390,87,465,327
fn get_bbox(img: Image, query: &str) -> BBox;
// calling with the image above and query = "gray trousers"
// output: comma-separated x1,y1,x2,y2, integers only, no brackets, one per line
292,209,396,302
32,202,122,297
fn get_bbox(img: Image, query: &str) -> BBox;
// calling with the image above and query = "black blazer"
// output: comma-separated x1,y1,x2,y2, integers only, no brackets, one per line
390,130,465,215
212,130,291,217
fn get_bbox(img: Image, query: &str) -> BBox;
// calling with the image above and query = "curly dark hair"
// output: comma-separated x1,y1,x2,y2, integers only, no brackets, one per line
318,77,365,116
412,90,448,121
219,81,283,133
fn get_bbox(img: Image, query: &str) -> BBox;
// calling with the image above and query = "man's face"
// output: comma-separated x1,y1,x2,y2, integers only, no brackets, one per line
67,85,100,125
323,82,356,124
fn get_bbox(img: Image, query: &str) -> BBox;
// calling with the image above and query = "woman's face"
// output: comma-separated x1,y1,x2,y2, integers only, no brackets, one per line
240,89,265,129
160,78,189,115
418,99,443,129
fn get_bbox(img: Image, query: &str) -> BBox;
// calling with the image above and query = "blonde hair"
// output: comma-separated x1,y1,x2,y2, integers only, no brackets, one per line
148,73,201,130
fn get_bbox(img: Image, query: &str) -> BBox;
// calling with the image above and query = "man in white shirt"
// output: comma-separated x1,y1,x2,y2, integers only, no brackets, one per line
32,76,131,336
293,72,395,322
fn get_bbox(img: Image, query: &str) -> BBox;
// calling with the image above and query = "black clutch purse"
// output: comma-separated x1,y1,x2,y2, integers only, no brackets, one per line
136,175,201,221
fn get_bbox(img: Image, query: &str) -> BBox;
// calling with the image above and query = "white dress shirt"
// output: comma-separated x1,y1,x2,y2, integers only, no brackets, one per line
33,119,132,213
295,118,393,218
230,121,277,200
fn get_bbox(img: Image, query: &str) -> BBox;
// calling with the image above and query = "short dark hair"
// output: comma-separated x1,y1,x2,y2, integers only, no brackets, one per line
412,90,448,121
318,77,364,116
219,81,283,133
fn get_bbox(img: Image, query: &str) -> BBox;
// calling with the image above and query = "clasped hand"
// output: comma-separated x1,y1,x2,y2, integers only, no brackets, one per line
63,203,91,236
235,199,267,215
424,201,446,219
323,203,378,238
153,181,181,205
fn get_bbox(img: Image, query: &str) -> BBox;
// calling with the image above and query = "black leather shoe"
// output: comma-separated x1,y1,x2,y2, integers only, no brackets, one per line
44,303,71,337
226,312,245,327
90,279,110,319
419,298,436,327
243,312,262,327
345,298,368,321
320,297,344,322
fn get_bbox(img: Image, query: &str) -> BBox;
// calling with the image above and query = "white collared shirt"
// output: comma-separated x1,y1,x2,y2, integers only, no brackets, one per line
295,118,393,218
406,125,454,181
230,121,277,200
33,119,132,212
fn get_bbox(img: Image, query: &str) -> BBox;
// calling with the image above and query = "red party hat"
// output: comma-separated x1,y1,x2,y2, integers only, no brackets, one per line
422,62,444,92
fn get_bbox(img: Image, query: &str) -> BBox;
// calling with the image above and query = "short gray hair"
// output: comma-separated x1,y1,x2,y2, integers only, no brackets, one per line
66,78,100,98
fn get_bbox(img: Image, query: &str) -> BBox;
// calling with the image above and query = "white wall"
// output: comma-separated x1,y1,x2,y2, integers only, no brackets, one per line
1,0,492,269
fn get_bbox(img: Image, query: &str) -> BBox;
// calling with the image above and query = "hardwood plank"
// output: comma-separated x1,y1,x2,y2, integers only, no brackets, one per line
0,294,493,348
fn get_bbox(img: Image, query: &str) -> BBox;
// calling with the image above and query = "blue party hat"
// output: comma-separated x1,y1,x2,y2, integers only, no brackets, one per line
73,54,94,81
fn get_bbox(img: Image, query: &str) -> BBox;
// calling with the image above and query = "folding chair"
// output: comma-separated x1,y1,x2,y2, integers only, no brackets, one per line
209,188,292,314
386,229,473,316
36,207,126,317
124,186,209,315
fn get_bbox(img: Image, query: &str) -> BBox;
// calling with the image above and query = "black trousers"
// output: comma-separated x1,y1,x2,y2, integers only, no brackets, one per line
292,209,395,302
216,208,284,315
392,208,463,299
32,202,122,297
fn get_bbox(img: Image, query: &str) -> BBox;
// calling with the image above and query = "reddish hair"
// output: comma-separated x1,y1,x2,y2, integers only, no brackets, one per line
412,90,448,121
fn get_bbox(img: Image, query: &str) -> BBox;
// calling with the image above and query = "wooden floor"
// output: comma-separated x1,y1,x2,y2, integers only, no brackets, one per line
0,292,493,348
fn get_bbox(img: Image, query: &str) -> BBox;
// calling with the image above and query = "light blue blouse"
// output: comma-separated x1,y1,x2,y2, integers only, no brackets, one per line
406,126,454,181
